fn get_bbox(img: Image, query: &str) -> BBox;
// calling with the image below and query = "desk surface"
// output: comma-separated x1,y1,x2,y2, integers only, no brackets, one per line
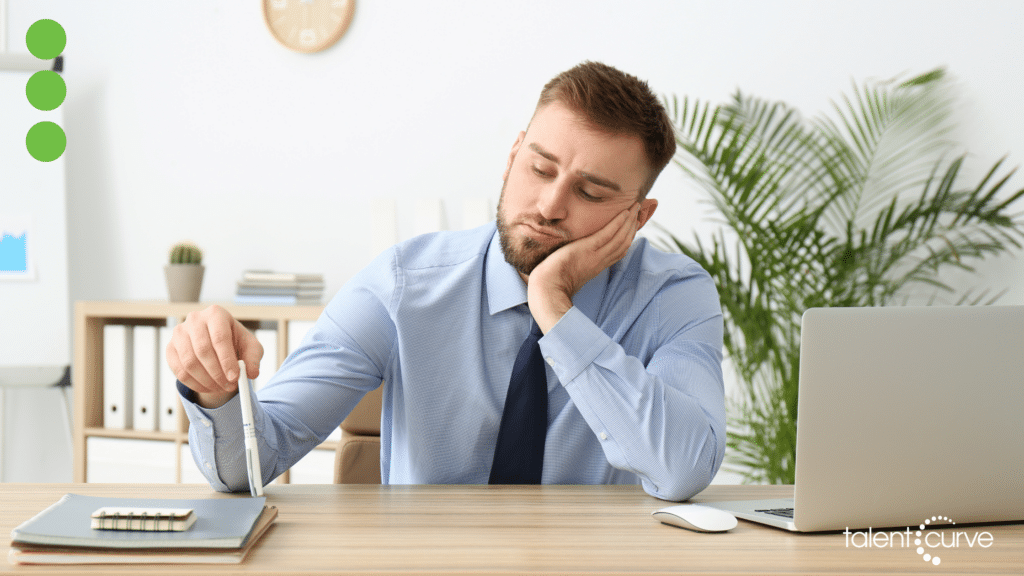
2,483,1020,575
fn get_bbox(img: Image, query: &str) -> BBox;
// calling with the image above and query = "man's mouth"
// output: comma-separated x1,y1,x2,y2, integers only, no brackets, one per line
520,222,565,242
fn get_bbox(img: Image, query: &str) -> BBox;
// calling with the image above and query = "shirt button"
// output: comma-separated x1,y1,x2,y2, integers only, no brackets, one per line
204,462,212,470
599,432,609,441
545,357,555,367
201,419,211,427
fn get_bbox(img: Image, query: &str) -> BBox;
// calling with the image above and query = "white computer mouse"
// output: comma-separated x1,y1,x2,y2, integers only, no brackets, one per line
651,504,738,533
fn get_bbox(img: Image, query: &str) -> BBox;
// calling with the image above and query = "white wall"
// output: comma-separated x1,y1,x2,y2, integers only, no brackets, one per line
3,0,1019,304
3,0,1023,481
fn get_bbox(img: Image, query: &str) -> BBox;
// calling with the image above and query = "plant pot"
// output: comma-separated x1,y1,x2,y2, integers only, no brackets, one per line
164,264,205,302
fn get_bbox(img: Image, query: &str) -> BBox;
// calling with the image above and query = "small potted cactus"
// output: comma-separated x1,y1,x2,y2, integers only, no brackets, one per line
164,242,205,302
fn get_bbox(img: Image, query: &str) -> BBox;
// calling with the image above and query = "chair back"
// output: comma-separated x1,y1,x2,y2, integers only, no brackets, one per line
333,386,383,484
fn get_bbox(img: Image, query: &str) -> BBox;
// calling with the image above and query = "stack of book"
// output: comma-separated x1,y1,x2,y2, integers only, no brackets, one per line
9,494,277,565
234,270,324,305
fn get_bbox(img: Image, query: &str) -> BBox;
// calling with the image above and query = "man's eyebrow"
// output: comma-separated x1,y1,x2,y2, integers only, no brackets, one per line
527,142,622,192
578,170,621,192
528,142,558,163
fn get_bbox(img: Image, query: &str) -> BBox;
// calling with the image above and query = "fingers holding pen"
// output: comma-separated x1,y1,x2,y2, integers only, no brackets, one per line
165,305,263,396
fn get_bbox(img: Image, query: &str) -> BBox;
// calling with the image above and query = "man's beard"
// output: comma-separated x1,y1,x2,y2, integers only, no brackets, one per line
495,183,570,277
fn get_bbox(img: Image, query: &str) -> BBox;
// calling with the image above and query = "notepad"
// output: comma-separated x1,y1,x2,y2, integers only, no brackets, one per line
10,494,269,549
9,507,278,565
90,507,197,531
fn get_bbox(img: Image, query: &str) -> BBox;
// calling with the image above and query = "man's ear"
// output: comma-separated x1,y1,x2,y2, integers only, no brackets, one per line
503,131,526,182
636,198,658,229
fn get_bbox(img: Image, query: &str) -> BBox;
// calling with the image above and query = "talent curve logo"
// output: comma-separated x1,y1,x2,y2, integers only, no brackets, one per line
844,515,995,567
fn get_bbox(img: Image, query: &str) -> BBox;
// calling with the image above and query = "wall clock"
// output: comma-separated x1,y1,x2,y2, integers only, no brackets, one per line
262,0,356,53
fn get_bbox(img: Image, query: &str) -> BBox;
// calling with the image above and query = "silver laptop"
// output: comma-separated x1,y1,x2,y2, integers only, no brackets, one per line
705,305,1024,532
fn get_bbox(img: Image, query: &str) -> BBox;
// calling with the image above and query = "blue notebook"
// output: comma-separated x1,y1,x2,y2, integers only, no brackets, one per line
10,494,269,549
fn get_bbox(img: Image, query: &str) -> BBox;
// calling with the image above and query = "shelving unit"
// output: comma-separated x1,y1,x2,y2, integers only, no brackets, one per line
73,300,325,483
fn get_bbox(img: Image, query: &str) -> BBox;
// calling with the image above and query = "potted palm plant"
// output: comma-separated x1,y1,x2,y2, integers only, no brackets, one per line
656,68,1024,484
164,242,204,302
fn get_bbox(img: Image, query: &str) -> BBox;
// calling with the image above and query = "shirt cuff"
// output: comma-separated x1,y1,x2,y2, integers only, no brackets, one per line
176,380,244,431
176,380,246,491
538,306,613,386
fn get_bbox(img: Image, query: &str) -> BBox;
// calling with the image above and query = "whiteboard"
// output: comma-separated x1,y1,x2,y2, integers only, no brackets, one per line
0,69,69,376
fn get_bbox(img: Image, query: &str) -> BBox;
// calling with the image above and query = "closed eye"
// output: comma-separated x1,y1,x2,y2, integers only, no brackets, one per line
576,185,603,202
531,166,552,178
532,165,602,201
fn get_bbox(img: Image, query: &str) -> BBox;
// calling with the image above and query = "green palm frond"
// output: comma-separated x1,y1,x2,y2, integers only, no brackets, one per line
656,68,1024,484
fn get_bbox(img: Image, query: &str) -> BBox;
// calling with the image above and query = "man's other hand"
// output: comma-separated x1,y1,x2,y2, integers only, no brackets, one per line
527,202,642,332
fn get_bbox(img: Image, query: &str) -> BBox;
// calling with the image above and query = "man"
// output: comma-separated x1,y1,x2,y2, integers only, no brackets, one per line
168,61,725,501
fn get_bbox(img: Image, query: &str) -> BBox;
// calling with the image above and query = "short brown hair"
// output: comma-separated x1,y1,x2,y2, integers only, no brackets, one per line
535,61,676,195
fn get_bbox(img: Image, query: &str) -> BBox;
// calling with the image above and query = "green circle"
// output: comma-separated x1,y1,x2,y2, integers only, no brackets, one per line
26,19,66,60
26,121,66,162
26,71,66,111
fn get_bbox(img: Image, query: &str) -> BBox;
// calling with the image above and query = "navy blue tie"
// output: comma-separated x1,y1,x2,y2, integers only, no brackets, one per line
489,321,547,484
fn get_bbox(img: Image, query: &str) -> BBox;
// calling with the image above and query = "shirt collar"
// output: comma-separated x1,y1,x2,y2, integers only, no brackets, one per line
485,228,528,315
484,226,611,321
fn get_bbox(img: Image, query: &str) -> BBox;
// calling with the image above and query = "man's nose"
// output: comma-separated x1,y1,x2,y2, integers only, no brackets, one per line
536,178,571,222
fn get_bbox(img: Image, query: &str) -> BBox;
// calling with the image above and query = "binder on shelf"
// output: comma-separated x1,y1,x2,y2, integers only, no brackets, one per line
102,324,133,430
132,325,159,432
157,326,180,432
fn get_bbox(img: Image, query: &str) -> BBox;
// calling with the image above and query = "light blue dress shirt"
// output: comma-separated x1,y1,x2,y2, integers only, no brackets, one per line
179,222,725,501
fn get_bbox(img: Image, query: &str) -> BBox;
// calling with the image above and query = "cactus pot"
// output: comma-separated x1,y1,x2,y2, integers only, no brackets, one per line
164,264,205,302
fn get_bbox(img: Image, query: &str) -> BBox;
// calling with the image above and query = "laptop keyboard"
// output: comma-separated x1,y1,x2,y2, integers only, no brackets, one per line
756,507,794,519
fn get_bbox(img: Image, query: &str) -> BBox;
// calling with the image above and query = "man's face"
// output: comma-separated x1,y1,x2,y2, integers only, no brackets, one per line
497,101,656,277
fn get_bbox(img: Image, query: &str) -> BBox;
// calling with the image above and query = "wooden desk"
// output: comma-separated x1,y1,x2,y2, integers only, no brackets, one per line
2,483,1020,574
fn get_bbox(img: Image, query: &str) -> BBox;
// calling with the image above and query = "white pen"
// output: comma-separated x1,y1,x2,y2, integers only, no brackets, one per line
237,360,264,497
